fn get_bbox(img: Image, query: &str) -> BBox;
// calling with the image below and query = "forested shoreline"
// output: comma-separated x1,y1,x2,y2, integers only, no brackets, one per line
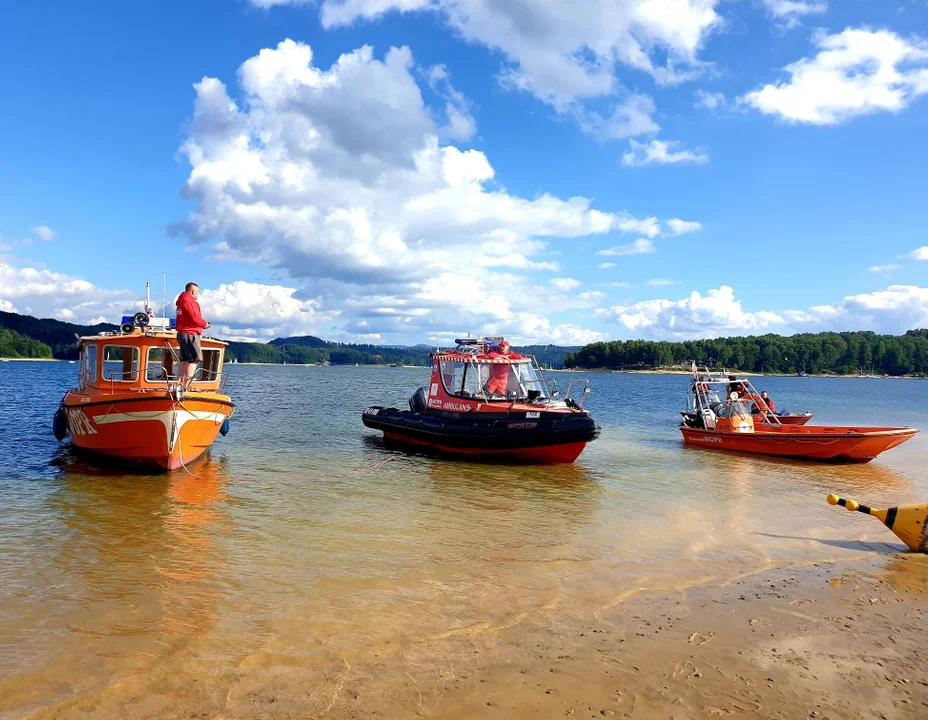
0,311,576,366
565,330,928,377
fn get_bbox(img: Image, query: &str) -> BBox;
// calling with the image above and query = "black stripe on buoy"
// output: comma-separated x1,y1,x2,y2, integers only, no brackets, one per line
837,498,848,507
858,504,871,515
885,507,898,529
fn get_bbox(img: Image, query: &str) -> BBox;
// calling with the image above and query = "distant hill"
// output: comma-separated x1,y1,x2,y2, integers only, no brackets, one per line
0,310,118,359
0,310,579,366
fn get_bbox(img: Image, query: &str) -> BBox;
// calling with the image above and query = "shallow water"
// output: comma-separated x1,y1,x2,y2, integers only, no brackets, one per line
1,362,926,717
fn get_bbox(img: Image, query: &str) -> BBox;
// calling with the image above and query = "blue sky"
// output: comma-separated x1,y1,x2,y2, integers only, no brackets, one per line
1,0,927,344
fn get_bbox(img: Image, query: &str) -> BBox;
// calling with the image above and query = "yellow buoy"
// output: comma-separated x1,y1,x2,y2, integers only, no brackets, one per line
827,494,928,553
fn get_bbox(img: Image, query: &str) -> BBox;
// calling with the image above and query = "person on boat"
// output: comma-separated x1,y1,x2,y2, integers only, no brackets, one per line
759,391,775,413
484,340,521,397
175,282,211,390
726,376,748,402
750,390,776,420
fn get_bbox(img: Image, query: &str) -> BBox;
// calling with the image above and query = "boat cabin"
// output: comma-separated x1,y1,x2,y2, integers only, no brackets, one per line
76,315,227,395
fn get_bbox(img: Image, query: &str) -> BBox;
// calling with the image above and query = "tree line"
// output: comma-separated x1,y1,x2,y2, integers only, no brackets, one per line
564,330,928,377
0,309,573,366
0,326,53,358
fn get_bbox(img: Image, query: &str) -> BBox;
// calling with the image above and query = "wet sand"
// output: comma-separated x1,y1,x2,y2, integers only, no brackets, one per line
17,552,926,719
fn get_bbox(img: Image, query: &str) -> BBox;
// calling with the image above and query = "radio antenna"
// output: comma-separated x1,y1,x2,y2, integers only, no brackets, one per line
430,309,440,353
162,273,167,318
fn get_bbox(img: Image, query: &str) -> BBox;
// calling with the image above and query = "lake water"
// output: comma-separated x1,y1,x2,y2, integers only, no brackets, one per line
1,362,926,717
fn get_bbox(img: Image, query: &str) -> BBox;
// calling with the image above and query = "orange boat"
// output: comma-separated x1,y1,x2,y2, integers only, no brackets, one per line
53,290,234,471
680,366,916,463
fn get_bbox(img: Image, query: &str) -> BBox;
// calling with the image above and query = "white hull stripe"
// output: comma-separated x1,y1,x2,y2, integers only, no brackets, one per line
93,409,224,452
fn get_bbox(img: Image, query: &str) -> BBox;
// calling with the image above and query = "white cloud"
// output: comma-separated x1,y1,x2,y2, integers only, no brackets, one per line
665,218,703,235
171,38,658,343
741,28,928,125
308,1,723,108
596,285,780,338
694,89,725,109
615,214,661,238
425,63,477,141
762,1,827,28
644,278,680,287
595,283,928,339
780,285,928,335
0,261,140,323
549,277,583,292
597,238,656,256
598,262,617,269
621,139,709,166
197,280,338,340
868,264,901,273
32,226,56,242
606,281,632,288
906,246,928,260
576,93,660,140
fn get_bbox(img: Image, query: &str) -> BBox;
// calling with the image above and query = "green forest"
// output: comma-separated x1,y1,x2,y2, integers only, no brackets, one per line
229,336,578,367
0,311,577,366
0,310,117,359
0,326,53,359
565,330,928,377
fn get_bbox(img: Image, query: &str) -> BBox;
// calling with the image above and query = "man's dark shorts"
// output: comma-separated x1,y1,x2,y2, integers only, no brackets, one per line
177,333,203,363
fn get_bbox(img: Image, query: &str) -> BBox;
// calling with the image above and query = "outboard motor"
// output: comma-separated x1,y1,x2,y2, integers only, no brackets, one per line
409,386,428,414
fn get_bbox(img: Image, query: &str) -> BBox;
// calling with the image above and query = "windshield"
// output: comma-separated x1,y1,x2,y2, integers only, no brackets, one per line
439,357,548,401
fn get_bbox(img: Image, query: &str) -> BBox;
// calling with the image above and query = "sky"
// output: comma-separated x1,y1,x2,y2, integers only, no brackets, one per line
1,0,927,345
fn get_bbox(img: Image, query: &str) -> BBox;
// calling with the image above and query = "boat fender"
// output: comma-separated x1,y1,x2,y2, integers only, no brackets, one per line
220,418,230,436
53,407,68,441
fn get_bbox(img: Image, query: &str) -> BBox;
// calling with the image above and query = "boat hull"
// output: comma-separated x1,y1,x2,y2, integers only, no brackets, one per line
363,407,600,464
61,393,234,471
681,425,917,463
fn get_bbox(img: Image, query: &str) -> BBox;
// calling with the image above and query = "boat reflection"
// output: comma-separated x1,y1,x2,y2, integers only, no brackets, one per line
4,457,236,716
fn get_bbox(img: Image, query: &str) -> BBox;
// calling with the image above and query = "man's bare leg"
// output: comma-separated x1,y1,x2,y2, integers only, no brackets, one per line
178,361,198,390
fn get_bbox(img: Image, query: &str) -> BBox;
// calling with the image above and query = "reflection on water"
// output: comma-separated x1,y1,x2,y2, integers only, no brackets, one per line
0,363,926,717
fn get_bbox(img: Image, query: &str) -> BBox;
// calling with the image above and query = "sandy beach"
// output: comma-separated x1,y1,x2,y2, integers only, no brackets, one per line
11,552,924,719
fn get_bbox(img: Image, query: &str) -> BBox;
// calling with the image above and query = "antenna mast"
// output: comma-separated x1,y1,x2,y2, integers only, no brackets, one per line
430,309,440,353
145,281,151,315
163,272,167,318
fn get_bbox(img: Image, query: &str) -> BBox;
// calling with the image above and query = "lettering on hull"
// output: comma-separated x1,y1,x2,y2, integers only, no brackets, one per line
65,408,97,436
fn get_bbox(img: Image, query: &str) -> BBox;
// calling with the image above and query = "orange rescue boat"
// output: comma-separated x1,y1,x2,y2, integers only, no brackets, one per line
680,367,916,463
53,293,234,471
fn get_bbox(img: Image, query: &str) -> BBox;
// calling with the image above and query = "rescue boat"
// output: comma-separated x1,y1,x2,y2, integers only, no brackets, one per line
53,286,234,471
680,367,916,463
361,337,600,463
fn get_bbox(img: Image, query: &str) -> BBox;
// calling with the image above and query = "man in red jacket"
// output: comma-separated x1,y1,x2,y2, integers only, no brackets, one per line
484,340,522,397
175,282,210,389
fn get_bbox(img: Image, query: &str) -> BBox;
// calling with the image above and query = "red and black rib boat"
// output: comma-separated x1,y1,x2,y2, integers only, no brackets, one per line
362,337,600,463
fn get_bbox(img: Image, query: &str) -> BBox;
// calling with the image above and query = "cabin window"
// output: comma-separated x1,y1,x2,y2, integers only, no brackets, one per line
439,358,487,398
515,362,549,400
194,348,222,382
81,345,98,383
102,346,140,381
146,347,176,382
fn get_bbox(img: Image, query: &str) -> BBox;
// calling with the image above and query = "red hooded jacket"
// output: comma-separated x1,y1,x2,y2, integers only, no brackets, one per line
175,291,208,335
